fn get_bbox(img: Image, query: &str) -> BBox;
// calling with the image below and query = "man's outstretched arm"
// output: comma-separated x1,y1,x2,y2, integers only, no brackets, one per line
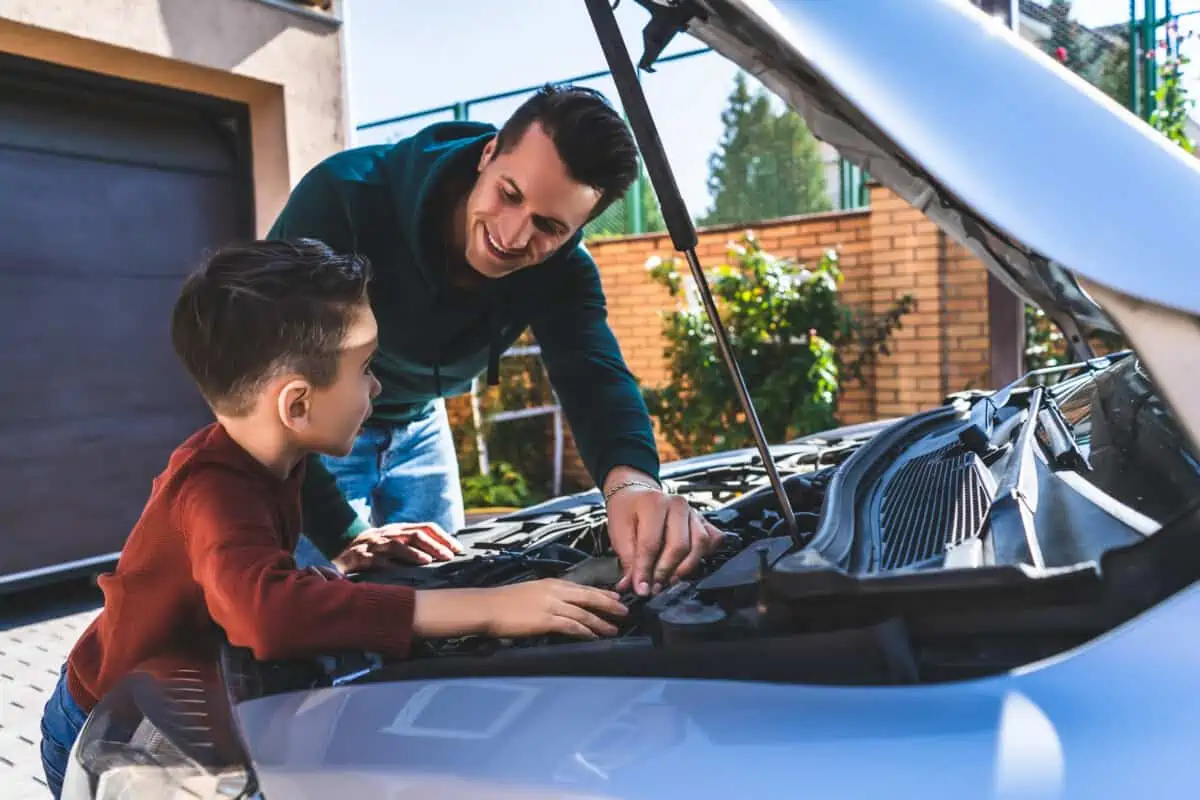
530,244,721,596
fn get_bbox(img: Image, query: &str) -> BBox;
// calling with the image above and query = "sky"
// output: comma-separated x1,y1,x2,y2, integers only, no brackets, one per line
342,0,1199,218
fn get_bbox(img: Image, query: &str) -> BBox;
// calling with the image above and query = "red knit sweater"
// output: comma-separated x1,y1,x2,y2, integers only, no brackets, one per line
66,423,416,712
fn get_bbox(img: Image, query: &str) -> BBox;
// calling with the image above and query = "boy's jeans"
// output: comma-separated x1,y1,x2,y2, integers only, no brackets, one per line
322,399,465,536
40,664,88,799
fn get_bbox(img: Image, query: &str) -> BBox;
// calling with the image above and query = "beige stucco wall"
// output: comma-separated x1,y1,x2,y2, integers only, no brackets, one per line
0,0,347,234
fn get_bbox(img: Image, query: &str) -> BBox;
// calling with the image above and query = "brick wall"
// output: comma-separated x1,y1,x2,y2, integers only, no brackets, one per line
456,183,994,493
573,183,992,486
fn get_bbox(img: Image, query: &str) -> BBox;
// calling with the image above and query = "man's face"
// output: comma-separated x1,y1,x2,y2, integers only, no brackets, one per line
462,122,602,278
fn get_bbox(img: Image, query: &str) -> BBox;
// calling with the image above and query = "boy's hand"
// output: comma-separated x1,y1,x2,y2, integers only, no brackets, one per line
412,580,628,641
333,522,464,573
483,579,628,640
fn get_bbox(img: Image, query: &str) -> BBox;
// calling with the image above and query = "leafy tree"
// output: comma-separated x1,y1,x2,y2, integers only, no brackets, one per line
643,233,913,457
1096,42,1133,110
1045,0,1091,72
1043,0,1131,104
702,73,831,226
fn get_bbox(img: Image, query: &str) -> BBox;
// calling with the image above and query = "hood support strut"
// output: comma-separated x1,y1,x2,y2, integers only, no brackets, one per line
584,0,802,544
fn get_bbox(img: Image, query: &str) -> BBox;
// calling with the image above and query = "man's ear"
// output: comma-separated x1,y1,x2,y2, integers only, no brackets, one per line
478,137,497,172
276,378,313,433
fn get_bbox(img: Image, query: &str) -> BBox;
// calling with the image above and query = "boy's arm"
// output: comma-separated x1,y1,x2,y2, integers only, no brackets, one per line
181,469,413,660
181,467,629,655
268,167,369,554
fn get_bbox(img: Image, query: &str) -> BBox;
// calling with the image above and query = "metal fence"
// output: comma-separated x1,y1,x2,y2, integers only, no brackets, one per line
354,47,870,236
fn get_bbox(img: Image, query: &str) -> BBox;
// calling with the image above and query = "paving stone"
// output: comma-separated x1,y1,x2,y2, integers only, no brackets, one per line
1,582,101,798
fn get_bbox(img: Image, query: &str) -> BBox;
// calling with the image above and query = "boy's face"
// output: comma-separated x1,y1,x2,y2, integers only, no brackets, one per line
299,302,381,457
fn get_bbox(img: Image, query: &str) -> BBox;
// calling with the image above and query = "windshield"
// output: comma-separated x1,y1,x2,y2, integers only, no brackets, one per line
1052,357,1200,526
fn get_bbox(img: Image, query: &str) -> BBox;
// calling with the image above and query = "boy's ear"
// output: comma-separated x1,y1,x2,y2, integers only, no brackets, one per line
277,379,313,433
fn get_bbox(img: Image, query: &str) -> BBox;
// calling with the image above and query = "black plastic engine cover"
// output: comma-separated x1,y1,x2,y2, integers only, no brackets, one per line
696,535,796,607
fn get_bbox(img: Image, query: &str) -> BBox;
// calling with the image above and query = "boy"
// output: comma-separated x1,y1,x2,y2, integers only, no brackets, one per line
39,239,627,797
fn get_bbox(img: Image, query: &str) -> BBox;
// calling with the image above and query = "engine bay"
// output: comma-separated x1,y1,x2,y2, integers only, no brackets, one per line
288,358,1199,689
360,438,853,659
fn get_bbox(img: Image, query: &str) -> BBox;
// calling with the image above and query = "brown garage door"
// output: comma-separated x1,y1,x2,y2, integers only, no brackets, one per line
0,54,253,589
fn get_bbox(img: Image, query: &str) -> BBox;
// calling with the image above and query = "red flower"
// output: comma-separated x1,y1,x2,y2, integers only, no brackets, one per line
1054,46,1068,63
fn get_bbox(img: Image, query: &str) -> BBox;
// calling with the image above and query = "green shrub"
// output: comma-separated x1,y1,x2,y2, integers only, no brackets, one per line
643,232,914,457
460,461,532,508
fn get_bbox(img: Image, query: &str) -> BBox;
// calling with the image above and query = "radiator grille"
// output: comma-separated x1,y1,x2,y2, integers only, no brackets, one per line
878,448,990,569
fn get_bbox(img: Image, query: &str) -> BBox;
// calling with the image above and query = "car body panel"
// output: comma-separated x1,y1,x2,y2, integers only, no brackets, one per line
236,579,1200,799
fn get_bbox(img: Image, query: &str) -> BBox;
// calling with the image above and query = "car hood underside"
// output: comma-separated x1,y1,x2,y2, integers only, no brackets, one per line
629,0,1200,455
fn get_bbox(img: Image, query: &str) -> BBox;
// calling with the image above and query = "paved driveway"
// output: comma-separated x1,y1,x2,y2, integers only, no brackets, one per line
0,580,101,800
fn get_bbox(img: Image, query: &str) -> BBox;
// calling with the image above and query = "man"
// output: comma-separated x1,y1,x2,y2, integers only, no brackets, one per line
270,84,720,597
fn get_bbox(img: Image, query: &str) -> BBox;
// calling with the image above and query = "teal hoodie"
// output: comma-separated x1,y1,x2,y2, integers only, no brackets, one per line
268,121,660,555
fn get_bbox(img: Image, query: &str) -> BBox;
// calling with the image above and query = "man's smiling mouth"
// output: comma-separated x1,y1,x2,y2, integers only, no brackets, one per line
483,225,523,261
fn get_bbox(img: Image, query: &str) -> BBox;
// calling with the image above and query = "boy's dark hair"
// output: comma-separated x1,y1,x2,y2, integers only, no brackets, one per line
493,83,639,221
171,239,372,416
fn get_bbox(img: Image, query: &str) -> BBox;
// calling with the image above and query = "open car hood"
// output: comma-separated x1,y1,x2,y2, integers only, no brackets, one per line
629,0,1200,452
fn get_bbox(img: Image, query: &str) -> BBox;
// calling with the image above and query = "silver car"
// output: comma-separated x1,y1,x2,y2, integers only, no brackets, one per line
62,0,1200,798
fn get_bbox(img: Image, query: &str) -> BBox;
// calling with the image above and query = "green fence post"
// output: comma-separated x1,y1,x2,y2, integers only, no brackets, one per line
453,102,468,121
837,158,847,210
1142,0,1158,120
627,170,645,234
620,110,644,235
1130,0,1141,117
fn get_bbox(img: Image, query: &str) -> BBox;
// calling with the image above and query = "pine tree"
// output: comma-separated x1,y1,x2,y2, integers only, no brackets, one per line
702,72,831,226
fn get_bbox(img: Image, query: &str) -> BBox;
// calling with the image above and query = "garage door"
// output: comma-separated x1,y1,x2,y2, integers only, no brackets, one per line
0,54,253,588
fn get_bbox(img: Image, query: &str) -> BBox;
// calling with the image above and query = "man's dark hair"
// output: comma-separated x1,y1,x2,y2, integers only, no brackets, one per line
171,238,372,416
494,83,639,221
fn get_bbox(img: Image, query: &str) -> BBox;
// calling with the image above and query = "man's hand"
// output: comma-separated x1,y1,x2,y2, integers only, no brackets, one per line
412,580,628,641
332,522,464,573
603,466,724,597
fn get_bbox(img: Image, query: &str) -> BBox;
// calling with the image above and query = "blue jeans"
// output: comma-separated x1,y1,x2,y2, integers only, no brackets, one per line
40,665,88,799
321,399,465,535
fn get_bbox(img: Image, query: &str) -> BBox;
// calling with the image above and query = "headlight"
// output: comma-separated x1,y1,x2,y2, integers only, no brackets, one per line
90,765,255,799
61,664,260,800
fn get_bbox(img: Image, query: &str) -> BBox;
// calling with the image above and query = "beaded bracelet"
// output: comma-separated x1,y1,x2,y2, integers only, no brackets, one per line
603,479,660,503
